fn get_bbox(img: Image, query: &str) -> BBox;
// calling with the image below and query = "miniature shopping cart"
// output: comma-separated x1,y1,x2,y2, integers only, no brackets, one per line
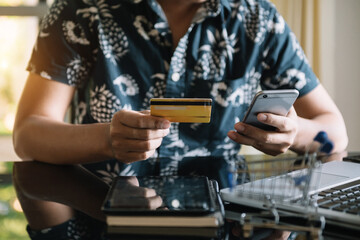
222,132,334,240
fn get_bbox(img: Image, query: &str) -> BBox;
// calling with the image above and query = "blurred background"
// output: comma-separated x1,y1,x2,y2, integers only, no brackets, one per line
0,0,359,239
0,1,51,238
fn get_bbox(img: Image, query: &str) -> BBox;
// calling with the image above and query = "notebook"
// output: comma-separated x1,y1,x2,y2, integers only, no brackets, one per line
102,175,224,228
220,160,360,230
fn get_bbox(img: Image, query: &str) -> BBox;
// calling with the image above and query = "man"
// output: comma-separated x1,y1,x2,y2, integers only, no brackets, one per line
12,0,348,239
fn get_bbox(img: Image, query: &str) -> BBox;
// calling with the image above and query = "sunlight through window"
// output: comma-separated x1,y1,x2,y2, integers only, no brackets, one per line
0,16,38,134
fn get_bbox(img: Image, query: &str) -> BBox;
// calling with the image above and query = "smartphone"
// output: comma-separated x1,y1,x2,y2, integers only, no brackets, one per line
242,89,299,131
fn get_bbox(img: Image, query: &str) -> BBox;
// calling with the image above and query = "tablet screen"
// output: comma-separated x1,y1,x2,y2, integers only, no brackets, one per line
103,175,215,216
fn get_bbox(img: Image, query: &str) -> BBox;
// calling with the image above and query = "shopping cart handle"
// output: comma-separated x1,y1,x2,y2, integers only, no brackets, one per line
293,175,309,186
313,131,334,154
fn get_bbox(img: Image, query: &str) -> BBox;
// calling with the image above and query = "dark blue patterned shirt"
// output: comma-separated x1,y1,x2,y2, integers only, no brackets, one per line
27,0,319,180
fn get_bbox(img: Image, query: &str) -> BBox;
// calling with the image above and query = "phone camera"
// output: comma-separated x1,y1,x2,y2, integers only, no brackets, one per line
263,94,268,98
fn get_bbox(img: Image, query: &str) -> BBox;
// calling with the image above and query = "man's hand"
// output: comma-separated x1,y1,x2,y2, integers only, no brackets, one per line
110,109,171,163
227,107,298,156
111,176,163,209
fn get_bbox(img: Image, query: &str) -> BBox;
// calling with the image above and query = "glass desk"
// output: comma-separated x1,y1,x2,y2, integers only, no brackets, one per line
11,152,360,240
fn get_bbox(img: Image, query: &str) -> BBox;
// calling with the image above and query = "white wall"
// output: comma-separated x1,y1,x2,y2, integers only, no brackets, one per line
333,0,360,151
242,0,360,155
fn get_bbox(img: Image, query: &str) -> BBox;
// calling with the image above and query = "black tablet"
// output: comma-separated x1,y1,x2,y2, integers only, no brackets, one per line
102,175,217,216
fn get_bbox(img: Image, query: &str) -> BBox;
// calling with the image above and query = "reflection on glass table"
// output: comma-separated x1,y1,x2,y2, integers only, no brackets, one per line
11,153,360,240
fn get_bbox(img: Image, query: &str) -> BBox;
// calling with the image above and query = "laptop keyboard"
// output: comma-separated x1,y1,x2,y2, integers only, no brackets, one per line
343,154,360,163
316,179,360,215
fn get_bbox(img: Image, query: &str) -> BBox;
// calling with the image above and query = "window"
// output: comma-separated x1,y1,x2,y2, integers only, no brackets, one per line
0,0,48,135
0,1,49,239
0,16,38,134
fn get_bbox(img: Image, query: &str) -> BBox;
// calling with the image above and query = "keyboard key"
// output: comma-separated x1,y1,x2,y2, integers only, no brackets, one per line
333,180,360,191
345,208,359,215
333,205,348,212
318,192,332,197
339,195,348,201
320,202,341,209
317,198,332,205
314,178,360,217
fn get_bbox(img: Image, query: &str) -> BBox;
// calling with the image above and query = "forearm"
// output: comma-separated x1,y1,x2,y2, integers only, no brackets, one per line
291,113,348,154
13,161,109,222
13,115,113,164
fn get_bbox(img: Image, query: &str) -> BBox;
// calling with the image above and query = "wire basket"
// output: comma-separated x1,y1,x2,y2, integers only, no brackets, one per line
230,154,322,207
225,154,326,239
224,132,334,239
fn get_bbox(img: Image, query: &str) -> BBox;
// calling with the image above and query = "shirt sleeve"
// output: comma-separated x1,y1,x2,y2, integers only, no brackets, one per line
26,0,96,88
259,1,319,97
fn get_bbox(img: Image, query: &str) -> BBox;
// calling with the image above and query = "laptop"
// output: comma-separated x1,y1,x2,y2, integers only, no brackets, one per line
220,159,360,231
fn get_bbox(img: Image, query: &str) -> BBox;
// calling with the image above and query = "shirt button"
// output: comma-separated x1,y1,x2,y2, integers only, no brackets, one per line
171,72,180,82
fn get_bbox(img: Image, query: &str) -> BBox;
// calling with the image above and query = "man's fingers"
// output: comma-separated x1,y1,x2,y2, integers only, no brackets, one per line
112,195,163,209
125,176,140,186
115,109,170,129
110,109,171,163
112,125,170,140
147,195,163,209
112,138,163,153
116,150,157,163
257,107,297,132
227,130,291,156
128,187,157,198
233,123,293,146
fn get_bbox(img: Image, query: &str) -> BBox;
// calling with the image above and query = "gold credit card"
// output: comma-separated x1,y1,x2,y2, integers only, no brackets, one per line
150,98,212,123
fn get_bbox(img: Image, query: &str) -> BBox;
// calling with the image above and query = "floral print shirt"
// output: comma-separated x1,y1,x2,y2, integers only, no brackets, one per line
27,0,319,181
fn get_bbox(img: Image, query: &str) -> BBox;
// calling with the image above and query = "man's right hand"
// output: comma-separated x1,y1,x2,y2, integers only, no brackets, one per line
109,109,171,163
